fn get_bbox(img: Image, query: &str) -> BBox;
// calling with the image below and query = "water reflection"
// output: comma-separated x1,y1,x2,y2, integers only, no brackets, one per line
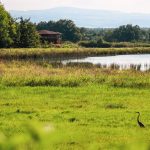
63,54,150,71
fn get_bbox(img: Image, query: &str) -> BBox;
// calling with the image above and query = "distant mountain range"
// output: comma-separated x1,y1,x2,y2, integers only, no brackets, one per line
9,7,150,28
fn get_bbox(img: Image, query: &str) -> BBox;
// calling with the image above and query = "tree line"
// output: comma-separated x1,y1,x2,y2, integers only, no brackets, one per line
79,25,150,47
1,4,150,48
81,25,150,42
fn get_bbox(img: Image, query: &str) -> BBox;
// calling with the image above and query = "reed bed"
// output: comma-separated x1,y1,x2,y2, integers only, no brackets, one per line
0,60,149,88
0,47,150,60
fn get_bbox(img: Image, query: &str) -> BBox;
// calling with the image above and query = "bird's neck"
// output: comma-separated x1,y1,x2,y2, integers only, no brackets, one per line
137,113,140,122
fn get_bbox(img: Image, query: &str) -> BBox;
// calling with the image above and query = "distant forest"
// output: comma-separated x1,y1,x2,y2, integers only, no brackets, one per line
1,4,150,48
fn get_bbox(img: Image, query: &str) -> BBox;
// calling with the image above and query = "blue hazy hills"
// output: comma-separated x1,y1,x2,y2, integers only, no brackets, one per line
10,7,150,28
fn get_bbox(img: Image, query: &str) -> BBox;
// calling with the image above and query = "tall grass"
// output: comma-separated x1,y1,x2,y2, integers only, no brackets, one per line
0,47,150,60
0,60,149,88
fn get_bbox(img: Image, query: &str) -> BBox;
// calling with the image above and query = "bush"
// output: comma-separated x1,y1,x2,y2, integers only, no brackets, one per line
61,41,79,48
79,40,111,48
79,40,97,47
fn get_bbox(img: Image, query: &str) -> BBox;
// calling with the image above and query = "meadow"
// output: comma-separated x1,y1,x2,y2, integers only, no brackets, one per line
1,84,150,150
0,59,150,149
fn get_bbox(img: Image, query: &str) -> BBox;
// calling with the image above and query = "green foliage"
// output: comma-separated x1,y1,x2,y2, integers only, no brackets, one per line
61,41,79,48
0,4,16,48
37,19,81,42
57,19,81,42
16,18,40,48
0,5,40,48
80,26,150,43
79,40,97,47
79,39,112,48
111,24,142,42
79,40,150,48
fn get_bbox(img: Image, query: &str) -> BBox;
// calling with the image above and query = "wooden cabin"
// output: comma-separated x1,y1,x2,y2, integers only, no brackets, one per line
38,30,62,44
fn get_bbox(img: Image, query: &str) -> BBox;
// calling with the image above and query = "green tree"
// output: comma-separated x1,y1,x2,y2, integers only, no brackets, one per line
18,18,40,48
56,19,81,42
111,24,142,42
37,19,81,42
0,4,16,47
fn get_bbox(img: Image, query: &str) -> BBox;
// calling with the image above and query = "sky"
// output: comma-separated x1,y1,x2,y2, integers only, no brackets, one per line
2,0,150,13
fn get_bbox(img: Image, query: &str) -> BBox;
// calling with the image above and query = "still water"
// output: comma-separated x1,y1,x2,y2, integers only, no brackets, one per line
63,54,150,71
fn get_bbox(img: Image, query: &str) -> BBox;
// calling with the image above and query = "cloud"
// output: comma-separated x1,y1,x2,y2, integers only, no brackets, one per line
3,0,150,13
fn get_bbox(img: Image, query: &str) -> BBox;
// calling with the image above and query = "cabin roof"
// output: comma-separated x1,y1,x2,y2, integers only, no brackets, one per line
38,30,61,35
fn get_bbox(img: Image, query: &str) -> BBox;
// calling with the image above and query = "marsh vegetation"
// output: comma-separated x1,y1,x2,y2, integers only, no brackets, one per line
0,59,149,149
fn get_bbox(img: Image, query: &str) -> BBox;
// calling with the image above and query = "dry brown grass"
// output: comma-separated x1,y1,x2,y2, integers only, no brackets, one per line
0,60,149,88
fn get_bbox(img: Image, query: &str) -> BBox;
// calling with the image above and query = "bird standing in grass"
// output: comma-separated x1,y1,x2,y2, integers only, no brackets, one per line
136,112,145,128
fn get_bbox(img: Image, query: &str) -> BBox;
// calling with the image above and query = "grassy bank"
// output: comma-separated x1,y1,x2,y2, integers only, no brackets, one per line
0,60,150,88
0,47,150,60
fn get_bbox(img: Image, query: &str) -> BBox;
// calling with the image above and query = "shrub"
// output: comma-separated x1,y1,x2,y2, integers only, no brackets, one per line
79,40,97,47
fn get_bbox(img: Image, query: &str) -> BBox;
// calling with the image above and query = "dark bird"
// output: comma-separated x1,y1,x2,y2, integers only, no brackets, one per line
136,112,145,128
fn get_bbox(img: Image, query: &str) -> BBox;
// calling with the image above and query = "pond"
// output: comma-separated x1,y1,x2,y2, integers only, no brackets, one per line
63,54,150,71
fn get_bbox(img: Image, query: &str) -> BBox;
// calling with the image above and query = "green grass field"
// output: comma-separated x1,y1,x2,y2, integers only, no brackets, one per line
0,59,150,149
1,85,150,149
